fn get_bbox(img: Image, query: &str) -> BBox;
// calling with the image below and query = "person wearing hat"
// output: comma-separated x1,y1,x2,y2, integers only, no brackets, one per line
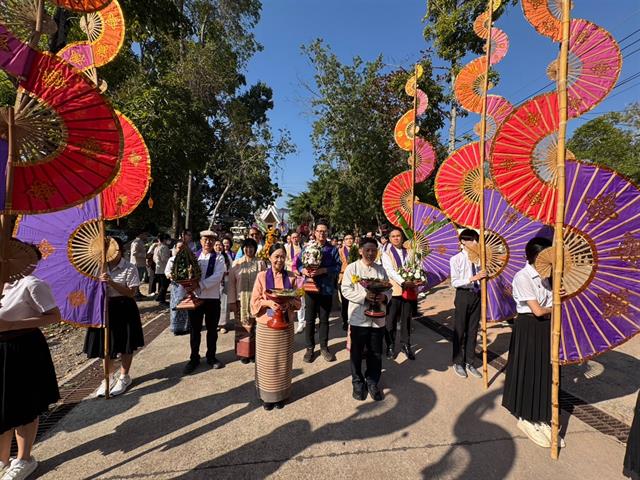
182,230,227,374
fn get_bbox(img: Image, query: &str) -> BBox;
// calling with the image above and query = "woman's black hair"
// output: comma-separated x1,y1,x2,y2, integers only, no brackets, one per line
459,228,479,242
268,242,286,256
525,237,552,264
359,237,378,248
241,237,258,252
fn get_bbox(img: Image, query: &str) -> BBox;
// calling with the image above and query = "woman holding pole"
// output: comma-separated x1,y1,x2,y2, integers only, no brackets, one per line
84,237,144,397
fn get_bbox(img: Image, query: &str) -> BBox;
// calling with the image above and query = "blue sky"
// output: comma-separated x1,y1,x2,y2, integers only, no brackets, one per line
244,0,640,207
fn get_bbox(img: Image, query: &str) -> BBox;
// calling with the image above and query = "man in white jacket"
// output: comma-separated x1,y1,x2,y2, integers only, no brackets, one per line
341,237,392,402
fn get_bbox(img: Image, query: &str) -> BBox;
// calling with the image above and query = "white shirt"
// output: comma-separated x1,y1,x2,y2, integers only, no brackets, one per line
382,245,409,286
450,250,479,289
1,275,57,323
341,260,392,328
512,263,552,314
196,251,227,299
108,258,140,298
129,238,146,267
153,244,171,274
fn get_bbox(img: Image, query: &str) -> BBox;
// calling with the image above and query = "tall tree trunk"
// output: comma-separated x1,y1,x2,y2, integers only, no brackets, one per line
171,187,181,238
448,65,458,154
209,180,232,229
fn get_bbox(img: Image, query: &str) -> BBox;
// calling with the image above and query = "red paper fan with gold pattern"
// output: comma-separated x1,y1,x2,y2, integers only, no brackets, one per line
58,0,125,70
382,170,413,226
101,112,150,220
50,0,111,13
435,142,483,228
0,51,121,213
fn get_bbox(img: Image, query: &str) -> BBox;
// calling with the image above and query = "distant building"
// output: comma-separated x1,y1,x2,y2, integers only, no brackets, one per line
255,205,290,233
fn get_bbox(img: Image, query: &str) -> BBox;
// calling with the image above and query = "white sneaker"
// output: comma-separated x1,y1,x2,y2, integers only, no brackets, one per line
294,321,306,334
109,374,132,397
2,457,38,480
0,458,14,474
517,419,551,448
538,422,566,447
95,374,118,397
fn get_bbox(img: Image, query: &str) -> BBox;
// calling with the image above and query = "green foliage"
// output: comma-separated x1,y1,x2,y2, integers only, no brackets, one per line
287,40,447,235
568,103,640,183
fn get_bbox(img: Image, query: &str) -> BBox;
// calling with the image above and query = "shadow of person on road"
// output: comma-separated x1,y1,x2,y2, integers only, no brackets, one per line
421,388,516,480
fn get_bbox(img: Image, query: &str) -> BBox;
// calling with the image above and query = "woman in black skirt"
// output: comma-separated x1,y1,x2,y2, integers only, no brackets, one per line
84,237,144,397
502,236,565,449
0,242,61,479
625,390,640,478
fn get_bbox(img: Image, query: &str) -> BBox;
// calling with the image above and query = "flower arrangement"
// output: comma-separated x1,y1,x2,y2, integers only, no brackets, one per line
350,275,391,318
302,240,322,267
398,261,426,285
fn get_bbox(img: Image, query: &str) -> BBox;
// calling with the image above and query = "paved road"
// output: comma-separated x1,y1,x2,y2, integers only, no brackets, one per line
33,291,632,479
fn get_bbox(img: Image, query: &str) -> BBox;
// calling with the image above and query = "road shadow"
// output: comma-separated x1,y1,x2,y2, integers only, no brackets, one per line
421,389,516,480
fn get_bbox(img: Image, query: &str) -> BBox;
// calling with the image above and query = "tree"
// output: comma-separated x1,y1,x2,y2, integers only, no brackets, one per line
568,103,640,182
423,0,516,152
288,40,446,235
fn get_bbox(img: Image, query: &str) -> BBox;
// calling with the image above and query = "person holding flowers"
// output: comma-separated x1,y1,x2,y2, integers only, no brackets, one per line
338,233,356,331
296,220,341,363
341,237,392,401
381,228,417,361
449,229,486,379
250,243,301,410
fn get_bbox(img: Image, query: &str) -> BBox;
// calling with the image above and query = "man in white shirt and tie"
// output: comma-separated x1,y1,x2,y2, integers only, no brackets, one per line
449,229,486,378
183,230,227,374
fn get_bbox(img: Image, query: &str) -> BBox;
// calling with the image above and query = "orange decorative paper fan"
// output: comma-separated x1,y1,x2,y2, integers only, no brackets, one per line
50,0,111,13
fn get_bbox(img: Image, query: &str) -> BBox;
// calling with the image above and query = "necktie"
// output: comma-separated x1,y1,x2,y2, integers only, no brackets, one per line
471,263,480,293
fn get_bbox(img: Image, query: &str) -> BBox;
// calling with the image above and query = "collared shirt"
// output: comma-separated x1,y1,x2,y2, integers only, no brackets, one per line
196,251,227,299
235,242,263,261
1,275,57,323
341,261,392,328
153,244,171,274
449,250,479,289
296,241,341,296
129,238,146,267
108,258,140,298
382,245,410,287
512,263,552,314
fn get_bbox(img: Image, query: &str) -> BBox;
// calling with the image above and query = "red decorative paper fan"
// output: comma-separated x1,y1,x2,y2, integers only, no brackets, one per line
435,142,483,228
50,0,111,13
0,51,121,213
382,170,413,226
101,112,151,219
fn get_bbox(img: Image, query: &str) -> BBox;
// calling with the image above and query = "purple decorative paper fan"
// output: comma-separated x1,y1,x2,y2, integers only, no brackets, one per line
412,203,460,290
15,198,105,327
0,24,35,78
558,161,640,364
484,189,551,322
0,139,6,211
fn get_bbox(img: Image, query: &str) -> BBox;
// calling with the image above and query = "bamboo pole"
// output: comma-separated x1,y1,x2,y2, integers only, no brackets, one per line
551,0,571,460
410,64,419,232
0,107,17,304
28,0,45,49
478,0,494,390
98,200,111,399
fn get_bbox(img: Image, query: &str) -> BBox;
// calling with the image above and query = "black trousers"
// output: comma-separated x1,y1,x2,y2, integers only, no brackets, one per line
156,273,169,302
453,289,480,366
188,299,221,361
339,290,349,328
350,325,384,386
304,292,333,349
385,296,412,348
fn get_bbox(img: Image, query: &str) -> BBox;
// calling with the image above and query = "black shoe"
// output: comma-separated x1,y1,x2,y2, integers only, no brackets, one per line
386,346,395,360
183,360,199,375
158,301,169,307
207,357,225,369
263,402,274,411
275,401,285,409
367,383,383,401
303,348,315,363
352,384,367,401
320,348,336,362
401,344,416,361
240,358,250,364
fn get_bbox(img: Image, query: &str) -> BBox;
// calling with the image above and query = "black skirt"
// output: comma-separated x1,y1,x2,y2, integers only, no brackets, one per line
624,390,640,478
0,328,60,433
84,296,144,359
502,312,552,423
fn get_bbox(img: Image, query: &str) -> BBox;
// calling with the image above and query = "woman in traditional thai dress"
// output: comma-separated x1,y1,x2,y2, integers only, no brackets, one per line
625,390,640,478
0,242,60,479
250,243,301,410
165,241,190,335
215,239,233,334
227,238,266,364
502,236,565,449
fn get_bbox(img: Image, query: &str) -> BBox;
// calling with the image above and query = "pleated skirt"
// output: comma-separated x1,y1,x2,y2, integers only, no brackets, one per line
0,329,60,433
502,313,551,423
84,296,145,359
255,321,294,403
624,390,640,478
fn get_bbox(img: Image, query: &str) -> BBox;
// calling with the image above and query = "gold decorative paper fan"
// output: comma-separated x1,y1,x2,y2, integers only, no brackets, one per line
0,0,57,39
68,220,118,278
464,231,509,278
1,240,39,283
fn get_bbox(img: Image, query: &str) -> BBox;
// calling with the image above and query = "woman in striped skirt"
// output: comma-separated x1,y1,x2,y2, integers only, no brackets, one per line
250,243,301,410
